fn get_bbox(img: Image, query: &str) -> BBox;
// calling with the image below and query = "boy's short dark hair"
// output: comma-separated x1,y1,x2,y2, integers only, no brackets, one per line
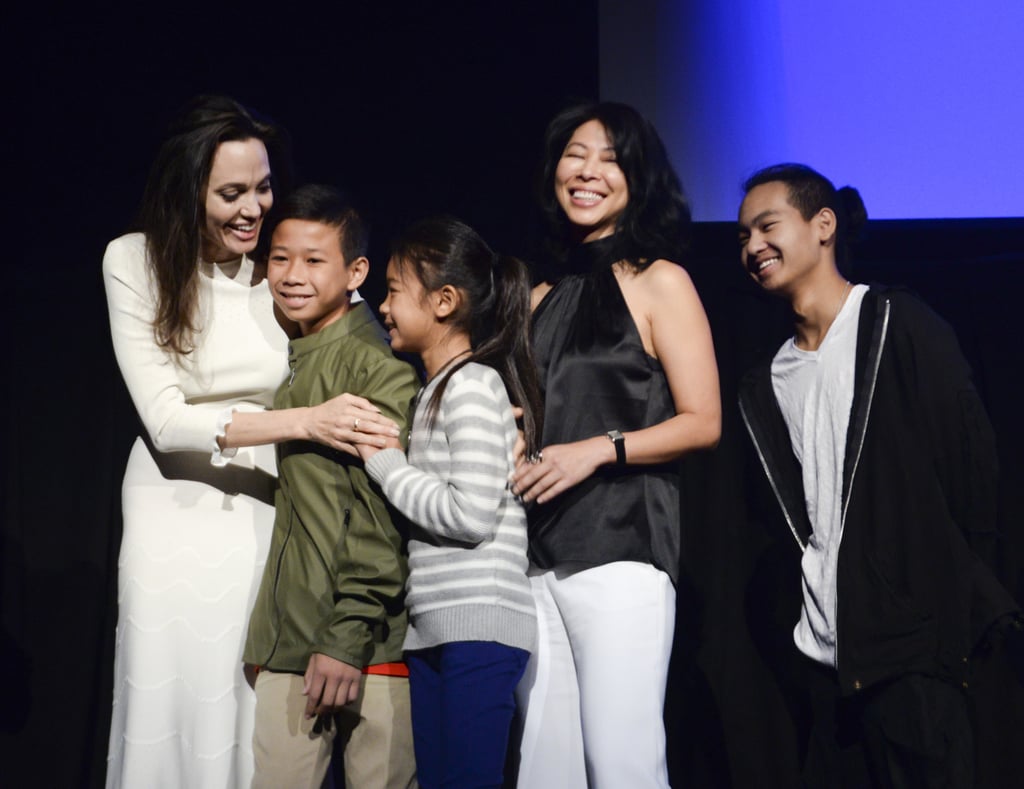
267,183,369,262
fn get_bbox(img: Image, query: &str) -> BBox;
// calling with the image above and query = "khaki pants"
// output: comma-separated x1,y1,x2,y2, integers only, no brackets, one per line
252,669,416,789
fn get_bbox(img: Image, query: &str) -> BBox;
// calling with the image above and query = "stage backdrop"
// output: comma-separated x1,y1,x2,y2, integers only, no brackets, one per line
601,0,1024,221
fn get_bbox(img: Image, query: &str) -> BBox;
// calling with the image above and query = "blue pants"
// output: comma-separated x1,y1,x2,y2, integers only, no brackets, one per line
407,641,529,789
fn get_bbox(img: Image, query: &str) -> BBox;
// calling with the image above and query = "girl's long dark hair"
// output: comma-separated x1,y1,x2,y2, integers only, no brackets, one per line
390,217,544,457
136,94,290,357
537,101,691,273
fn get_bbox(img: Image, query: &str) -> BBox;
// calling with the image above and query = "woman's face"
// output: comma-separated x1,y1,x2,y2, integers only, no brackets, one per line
201,138,273,262
553,119,629,242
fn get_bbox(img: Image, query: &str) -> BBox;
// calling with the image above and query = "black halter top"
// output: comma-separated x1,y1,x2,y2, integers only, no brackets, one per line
528,237,681,583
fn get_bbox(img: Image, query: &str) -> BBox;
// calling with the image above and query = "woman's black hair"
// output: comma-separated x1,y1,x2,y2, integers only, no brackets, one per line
538,101,691,271
136,94,292,356
742,163,867,270
390,217,544,457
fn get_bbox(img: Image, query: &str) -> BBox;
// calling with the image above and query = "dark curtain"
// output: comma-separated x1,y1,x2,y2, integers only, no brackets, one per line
4,6,1023,788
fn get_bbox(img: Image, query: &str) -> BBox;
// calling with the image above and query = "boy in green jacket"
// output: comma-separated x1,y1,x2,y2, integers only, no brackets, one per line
243,184,419,788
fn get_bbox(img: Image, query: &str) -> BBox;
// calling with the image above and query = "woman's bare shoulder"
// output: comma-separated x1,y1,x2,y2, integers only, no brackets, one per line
636,258,699,304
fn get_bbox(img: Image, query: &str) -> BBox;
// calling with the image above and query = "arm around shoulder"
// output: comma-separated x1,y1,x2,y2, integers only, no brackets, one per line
220,354,417,454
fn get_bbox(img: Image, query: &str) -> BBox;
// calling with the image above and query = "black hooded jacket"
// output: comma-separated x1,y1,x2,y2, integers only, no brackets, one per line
739,286,1018,695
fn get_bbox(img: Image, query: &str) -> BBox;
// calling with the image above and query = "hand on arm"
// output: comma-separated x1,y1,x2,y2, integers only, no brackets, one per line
351,355,420,463
219,392,401,456
104,238,405,457
303,653,362,718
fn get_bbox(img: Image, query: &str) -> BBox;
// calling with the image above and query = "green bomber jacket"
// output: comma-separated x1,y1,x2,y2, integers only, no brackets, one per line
243,301,419,672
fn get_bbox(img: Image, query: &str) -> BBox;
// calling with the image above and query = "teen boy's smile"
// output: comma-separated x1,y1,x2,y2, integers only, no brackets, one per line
267,219,368,336
737,181,832,294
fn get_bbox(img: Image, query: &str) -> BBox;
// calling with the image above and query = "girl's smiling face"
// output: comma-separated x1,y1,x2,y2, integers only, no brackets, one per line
380,257,438,356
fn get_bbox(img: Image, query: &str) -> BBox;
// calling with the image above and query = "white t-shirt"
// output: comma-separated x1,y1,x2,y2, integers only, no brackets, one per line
771,284,868,667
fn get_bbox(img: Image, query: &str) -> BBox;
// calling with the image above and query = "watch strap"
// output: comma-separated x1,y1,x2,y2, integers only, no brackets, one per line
606,429,625,464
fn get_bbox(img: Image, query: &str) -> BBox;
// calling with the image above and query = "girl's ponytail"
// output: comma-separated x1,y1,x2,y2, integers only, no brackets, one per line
389,218,544,456
476,253,543,458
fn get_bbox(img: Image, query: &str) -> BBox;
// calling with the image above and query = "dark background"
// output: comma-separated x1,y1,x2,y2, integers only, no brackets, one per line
4,4,1023,787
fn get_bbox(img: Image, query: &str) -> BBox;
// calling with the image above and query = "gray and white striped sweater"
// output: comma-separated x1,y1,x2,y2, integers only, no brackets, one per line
364,362,536,653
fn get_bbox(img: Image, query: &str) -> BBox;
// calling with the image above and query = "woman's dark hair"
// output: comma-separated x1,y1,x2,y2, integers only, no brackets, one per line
742,163,867,269
264,183,369,262
538,101,691,271
390,217,544,457
136,94,291,356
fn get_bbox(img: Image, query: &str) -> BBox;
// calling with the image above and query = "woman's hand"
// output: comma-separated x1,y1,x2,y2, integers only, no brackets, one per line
510,436,613,504
307,393,401,456
217,392,403,456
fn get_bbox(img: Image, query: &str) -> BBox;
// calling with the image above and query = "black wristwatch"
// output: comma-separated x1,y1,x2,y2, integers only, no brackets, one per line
606,429,625,465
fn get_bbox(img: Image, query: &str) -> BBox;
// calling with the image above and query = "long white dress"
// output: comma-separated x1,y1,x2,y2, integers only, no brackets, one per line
102,233,289,789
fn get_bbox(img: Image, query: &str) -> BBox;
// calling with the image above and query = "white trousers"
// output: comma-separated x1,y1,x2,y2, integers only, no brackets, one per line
515,561,675,789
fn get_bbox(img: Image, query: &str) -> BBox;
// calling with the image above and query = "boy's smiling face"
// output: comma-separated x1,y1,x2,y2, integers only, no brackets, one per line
737,181,834,296
268,219,368,335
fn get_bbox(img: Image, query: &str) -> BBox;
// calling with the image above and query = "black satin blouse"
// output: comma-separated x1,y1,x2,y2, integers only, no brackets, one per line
528,236,681,583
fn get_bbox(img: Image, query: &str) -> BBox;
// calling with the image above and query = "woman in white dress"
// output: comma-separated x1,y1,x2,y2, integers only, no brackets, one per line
102,95,399,789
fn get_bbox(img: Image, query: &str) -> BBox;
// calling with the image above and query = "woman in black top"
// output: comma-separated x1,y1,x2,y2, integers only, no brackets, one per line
511,102,721,788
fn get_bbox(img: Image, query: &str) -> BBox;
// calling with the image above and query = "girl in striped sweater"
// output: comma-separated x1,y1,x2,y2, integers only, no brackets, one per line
357,216,543,789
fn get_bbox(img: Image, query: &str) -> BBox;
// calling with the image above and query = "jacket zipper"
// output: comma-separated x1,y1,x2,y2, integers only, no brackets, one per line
739,399,806,552
835,297,891,680
266,507,293,663
840,299,890,530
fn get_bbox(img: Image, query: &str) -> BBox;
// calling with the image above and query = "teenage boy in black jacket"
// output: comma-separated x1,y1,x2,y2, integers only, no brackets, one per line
736,163,1018,788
